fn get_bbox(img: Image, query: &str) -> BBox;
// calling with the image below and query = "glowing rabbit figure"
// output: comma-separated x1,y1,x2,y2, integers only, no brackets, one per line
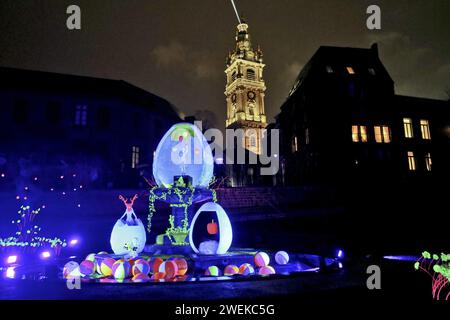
110,195,146,255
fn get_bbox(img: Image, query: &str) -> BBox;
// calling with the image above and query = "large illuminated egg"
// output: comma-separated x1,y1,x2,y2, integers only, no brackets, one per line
189,202,232,255
153,123,214,188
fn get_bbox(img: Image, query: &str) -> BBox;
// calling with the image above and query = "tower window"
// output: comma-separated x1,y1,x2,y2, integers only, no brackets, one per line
420,119,431,140
326,66,333,73
346,67,355,75
403,118,413,138
305,128,310,145
247,69,256,81
425,152,432,171
97,107,110,129
292,135,299,153
131,146,140,169
374,125,391,143
13,100,29,124
407,151,416,171
231,71,237,82
250,135,256,147
75,105,88,126
352,125,368,143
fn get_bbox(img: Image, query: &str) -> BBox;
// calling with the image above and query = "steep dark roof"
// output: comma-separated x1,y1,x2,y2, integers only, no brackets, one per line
0,67,180,119
287,43,394,99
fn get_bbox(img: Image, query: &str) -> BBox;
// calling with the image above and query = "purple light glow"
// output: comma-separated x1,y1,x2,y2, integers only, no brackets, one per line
7,255,17,264
41,251,51,259
383,255,418,262
337,249,344,259
69,239,79,246
1,173,5,178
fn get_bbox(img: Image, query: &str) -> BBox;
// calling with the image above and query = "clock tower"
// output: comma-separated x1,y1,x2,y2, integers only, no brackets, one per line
225,19,267,155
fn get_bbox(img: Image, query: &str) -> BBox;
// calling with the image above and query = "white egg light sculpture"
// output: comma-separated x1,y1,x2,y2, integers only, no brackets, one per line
153,123,214,188
189,202,233,255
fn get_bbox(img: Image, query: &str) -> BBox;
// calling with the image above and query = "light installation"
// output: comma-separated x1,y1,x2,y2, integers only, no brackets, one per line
110,195,146,255
153,123,213,188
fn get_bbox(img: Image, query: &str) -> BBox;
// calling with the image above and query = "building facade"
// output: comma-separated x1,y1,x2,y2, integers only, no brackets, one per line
0,67,180,190
225,20,267,155
276,44,450,191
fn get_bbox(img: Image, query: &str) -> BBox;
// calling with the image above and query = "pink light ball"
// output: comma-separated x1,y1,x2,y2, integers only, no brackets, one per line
254,252,270,267
258,266,276,275
204,265,221,277
112,260,131,280
275,251,290,265
159,261,179,279
99,257,116,276
224,265,239,276
132,273,150,282
132,259,151,276
239,263,255,276
80,260,95,276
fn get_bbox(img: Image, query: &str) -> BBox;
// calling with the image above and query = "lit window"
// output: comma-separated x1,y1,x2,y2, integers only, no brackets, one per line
346,67,355,75
374,126,391,143
403,118,413,138
131,146,140,169
326,66,333,73
425,153,432,171
292,136,299,153
352,125,368,142
407,151,416,171
368,68,376,75
75,105,88,126
420,119,431,140
231,71,237,82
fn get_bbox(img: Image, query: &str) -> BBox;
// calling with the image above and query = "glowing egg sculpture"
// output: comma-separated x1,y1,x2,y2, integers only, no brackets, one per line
110,195,146,255
153,123,214,188
189,202,233,255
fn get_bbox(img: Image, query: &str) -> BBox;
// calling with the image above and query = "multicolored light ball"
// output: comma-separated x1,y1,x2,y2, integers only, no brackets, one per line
204,265,221,277
258,266,276,275
224,265,239,276
159,261,178,279
132,273,150,282
85,253,96,262
275,251,289,265
112,260,131,280
254,252,270,267
132,259,150,276
99,258,116,276
80,260,95,276
239,263,255,276
63,261,80,279
149,257,164,274
173,258,188,276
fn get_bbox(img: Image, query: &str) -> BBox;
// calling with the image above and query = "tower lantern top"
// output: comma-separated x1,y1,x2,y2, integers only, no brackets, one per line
228,20,263,66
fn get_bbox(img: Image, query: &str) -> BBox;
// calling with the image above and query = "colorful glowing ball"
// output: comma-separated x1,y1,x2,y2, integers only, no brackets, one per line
112,260,131,280
132,259,150,276
204,265,221,277
151,272,166,280
80,260,95,276
159,261,178,279
239,263,255,276
224,265,239,276
132,273,150,282
258,266,276,275
85,253,96,262
149,257,164,274
99,258,116,276
254,252,270,267
173,258,188,276
275,251,289,265
63,261,80,279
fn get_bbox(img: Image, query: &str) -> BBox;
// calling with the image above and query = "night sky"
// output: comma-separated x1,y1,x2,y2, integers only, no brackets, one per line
0,0,449,130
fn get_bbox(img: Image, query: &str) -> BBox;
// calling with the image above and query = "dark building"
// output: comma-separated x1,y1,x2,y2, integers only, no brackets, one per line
276,44,450,189
275,43,450,253
0,67,181,190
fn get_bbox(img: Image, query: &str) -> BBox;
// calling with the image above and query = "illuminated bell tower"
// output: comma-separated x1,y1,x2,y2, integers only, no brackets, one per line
225,19,267,154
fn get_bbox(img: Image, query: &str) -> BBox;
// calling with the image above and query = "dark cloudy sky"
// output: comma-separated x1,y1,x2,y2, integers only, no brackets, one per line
0,0,449,130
